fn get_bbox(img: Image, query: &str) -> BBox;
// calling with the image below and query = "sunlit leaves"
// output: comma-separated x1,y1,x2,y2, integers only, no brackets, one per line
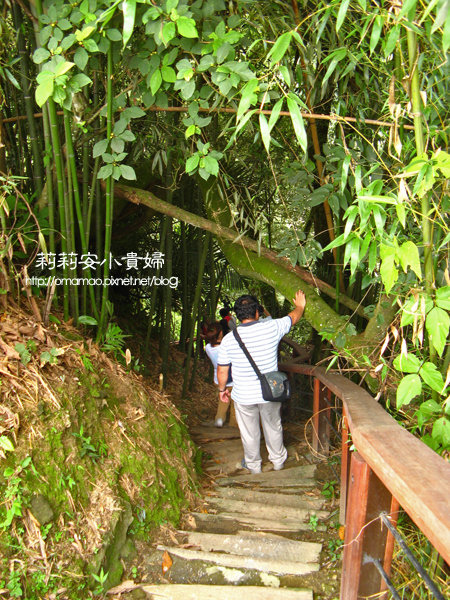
259,113,271,153
336,0,350,33
436,287,450,311
267,31,291,65
119,164,136,180
176,16,198,38
74,47,89,70
33,48,51,64
122,0,136,48
236,78,259,120
369,15,383,54
426,307,449,357
286,95,307,153
150,69,162,95
397,374,422,408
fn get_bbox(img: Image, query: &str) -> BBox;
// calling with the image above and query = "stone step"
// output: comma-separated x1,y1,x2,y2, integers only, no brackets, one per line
205,497,328,522
213,486,325,510
178,530,322,563
157,545,319,576
190,425,241,440
190,512,326,532
217,464,317,487
141,584,313,600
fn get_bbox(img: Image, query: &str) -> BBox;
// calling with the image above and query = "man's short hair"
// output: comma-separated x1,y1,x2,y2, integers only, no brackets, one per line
234,295,259,321
219,307,230,317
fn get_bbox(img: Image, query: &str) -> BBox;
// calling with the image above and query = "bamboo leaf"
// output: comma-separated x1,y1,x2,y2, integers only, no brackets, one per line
370,15,383,54
340,155,351,192
286,96,307,153
4,69,20,90
237,78,259,120
267,32,291,65
122,0,136,48
78,315,98,325
268,98,283,131
443,9,450,52
384,25,400,57
399,0,418,17
259,112,271,153
278,65,291,87
336,0,350,33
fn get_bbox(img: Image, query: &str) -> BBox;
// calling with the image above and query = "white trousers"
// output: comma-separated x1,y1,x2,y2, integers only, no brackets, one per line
234,401,288,474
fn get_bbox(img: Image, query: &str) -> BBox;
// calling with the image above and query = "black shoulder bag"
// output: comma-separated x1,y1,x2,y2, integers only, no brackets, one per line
232,328,291,402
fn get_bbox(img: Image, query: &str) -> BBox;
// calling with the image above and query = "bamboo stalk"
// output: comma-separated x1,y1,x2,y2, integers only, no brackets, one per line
144,216,169,354
160,216,173,387
179,220,188,351
47,98,69,319
406,28,435,371
63,150,79,320
182,232,210,398
63,108,99,321
12,3,44,197
97,44,114,339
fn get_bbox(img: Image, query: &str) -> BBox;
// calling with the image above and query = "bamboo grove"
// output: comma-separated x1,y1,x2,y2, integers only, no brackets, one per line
0,0,449,452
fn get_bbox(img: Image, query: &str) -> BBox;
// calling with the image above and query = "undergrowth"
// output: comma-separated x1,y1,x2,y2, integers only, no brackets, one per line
0,306,200,597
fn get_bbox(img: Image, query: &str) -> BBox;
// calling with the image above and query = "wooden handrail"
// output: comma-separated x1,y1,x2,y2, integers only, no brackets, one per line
279,362,450,564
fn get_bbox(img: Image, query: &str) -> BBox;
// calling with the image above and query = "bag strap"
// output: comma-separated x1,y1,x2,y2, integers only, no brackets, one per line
232,328,264,383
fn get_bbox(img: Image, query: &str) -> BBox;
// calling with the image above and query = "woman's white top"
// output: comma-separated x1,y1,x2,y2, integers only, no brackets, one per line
205,343,232,386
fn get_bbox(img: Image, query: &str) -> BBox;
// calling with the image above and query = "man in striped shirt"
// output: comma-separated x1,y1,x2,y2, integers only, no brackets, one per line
217,290,306,474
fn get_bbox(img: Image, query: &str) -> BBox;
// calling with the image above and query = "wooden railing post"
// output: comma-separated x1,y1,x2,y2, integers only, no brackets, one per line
340,452,395,600
312,377,330,455
340,407,350,524
380,497,401,600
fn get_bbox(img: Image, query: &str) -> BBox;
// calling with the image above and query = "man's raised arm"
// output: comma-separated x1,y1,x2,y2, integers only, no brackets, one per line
288,290,306,326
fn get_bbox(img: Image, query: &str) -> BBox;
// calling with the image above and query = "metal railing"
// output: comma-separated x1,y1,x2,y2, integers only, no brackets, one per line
279,362,450,600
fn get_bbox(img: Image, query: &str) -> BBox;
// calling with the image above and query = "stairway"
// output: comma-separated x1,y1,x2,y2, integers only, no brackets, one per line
139,423,333,599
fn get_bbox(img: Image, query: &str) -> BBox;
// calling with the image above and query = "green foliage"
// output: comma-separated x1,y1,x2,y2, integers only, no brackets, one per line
308,513,319,532
72,425,108,461
101,323,129,356
91,567,109,595
321,480,338,500
0,457,33,531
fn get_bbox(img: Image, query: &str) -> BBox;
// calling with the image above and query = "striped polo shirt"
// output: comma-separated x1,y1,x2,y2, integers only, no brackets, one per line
217,316,292,404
